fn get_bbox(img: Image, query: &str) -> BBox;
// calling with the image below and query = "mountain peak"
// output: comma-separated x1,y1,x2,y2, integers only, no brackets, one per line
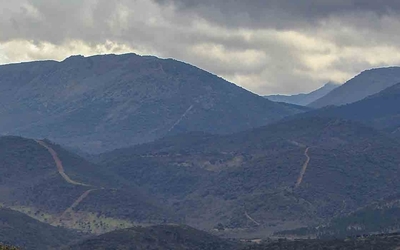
265,82,339,106
309,66,400,108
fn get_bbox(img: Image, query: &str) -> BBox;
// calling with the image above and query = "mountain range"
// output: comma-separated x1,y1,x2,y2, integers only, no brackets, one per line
1,54,400,248
265,82,340,106
293,82,400,133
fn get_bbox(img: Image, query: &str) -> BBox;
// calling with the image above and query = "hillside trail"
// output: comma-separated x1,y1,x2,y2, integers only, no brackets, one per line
60,189,97,219
36,140,99,221
168,105,193,132
35,140,91,187
295,147,311,188
245,211,261,226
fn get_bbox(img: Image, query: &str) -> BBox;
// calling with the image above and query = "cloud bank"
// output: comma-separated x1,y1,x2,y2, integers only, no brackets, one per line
1,0,400,94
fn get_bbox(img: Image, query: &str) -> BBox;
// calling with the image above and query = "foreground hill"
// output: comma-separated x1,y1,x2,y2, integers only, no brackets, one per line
244,233,400,250
0,136,178,234
298,82,400,133
277,192,400,239
0,207,80,249
0,54,303,153
98,117,400,235
65,225,239,250
265,82,339,106
309,67,400,108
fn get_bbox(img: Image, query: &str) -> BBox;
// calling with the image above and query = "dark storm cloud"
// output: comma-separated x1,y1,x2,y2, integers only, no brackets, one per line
155,0,400,28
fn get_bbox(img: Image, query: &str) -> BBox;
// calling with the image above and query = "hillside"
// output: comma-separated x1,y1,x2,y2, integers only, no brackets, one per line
65,225,239,250
309,67,400,108
265,82,339,106
276,192,400,239
98,117,400,236
0,136,179,234
0,54,303,153
244,233,400,250
0,207,81,249
296,82,400,132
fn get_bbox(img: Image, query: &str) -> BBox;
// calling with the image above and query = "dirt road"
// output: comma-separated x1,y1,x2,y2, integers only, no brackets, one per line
245,211,260,226
60,189,97,219
36,140,90,187
295,147,310,188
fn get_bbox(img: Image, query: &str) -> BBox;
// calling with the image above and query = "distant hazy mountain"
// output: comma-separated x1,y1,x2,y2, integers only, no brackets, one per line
309,67,400,108
0,54,304,153
297,82,400,133
265,82,340,106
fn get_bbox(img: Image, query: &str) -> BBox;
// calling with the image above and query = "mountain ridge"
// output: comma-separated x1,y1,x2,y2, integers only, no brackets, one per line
309,66,400,108
265,82,340,106
0,53,304,153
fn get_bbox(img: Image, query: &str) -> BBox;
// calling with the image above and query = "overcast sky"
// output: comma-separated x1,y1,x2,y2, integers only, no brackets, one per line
1,0,400,95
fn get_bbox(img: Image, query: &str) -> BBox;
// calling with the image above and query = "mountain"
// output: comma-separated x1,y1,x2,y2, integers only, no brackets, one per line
65,225,239,250
98,116,400,236
0,136,179,235
309,67,400,108
265,82,339,106
0,207,81,249
0,54,304,153
296,82,400,133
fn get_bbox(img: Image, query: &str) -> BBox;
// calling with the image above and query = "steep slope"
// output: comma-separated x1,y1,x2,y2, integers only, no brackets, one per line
65,225,239,250
98,117,400,235
309,67,400,108
265,82,339,106
0,54,303,153
0,207,81,249
0,136,178,234
297,82,400,132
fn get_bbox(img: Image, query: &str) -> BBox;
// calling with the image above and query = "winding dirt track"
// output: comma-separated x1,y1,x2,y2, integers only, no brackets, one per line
60,189,97,219
36,140,95,219
295,147,311,188
36,140,90,187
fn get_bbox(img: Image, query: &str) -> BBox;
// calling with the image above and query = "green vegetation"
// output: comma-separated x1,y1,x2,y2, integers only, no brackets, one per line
0,245,18,250
65,225,240,250
244,233,400,250
277,193,400,239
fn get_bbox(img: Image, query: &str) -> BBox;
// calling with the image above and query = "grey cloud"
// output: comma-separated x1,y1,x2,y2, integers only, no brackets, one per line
155,0,400,29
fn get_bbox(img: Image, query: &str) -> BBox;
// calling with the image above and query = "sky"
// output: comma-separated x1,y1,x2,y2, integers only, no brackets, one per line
1,0,400,95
